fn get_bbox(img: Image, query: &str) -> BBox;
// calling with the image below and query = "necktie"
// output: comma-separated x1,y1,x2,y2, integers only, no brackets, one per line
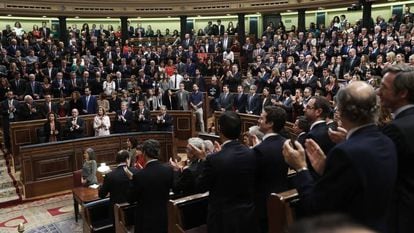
86,96,90,111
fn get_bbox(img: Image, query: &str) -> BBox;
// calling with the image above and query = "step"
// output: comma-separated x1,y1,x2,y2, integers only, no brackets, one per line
0,187,18,199
0,195,20,203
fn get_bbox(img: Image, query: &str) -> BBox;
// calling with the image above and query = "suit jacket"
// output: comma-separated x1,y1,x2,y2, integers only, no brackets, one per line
19,103,41,121
10,79,26,97
40,102,57,118
306,121,336,155
81,95,97,114
383,107,414,231
1,98,19,121
127,160,173,233
233,93,247,113
114,110,133,133
293,125,397,232
65,117,85,139
253,134,289,232
246,94,261,115
197,140,258,233
218,92,234,111
175,90,189,110
172,159,204,196
344,56,361,74
99,165,139,204
155,113,173,132
24,81,43,98
135,108,152,131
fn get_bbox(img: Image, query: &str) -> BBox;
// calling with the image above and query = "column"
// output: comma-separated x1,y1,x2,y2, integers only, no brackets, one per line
362,1,372,32
180,16,187,39
120,16,129,45
58,16,67,46
237,13,246,44
297,9,306,33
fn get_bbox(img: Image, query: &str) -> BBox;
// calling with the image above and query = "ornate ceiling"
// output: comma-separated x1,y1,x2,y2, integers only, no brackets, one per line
0,0,365,17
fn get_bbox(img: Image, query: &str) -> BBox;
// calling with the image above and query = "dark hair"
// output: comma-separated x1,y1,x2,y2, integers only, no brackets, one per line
264,106,286,133
219,111,241,139
116,150,130,163
311,96,332,119
127,137,138,148
296,116,310,132
393,70,414,104
142,139,160,159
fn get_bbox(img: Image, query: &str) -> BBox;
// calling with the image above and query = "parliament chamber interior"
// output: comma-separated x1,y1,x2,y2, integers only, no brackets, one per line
0,0,413,232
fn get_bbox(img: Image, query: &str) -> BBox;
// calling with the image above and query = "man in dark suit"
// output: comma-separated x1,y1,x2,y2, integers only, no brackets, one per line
125,139,173,233
1,91,19,151
10,72,26,100
233,85,247,113
24,74,43,100
215,19,225,36
19,95,41,121
344,48,361,74
99,150,139,221
65,108,85,139
40,94,57,119
40,21,51,39
135,100,152,132
114,71,127,92
246,84,261,115
81,87,97,115
283,81,397,233
254,106,289,233
304,96,336,155
114,102,133,133
378,66,414,233
154,105,173,132
52,72,68,98
170,137,205,196
217,85,233,111
197,111,258,233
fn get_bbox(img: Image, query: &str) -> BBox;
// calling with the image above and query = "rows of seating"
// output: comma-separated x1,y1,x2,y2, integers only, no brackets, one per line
82,189,298,233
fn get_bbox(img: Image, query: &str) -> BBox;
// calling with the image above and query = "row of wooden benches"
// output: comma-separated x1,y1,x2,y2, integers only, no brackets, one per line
82,189,298,233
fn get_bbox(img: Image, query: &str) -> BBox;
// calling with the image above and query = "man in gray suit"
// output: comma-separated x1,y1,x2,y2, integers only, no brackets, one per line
218,84,233,111
175,82,189,110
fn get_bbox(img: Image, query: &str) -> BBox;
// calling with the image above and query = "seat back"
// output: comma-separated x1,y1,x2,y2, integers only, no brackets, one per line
83,198,114,233
168,192,209,233
73,169,82,188
267,189,298,233
114,203,136,233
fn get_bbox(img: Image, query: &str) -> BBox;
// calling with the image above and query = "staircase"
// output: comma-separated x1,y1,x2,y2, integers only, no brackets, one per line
0,131,22,207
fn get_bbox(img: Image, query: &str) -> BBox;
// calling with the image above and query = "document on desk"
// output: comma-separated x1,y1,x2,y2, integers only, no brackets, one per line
89,184,100,189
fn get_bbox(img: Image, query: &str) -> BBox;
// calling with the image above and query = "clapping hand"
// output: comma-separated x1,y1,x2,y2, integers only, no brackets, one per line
123,166,133,180
304,139,326,175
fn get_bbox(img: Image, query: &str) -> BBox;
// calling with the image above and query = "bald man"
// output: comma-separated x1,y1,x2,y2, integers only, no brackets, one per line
283,81,397,232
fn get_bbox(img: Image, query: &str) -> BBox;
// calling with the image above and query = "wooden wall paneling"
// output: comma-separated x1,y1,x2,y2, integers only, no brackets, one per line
19,132,174,198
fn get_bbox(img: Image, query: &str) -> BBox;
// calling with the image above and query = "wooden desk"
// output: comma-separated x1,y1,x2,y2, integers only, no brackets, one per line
72,186,100,222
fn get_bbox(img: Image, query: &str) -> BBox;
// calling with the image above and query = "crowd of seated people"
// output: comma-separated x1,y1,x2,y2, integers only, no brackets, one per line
1,8,414,232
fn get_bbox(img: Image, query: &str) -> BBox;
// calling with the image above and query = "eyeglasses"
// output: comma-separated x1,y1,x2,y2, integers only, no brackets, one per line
305,105,316,110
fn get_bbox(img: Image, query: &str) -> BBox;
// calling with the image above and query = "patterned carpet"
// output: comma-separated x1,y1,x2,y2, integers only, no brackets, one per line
0,194,82,233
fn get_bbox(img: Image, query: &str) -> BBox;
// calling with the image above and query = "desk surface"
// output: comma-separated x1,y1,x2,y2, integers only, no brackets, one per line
72,187,100,203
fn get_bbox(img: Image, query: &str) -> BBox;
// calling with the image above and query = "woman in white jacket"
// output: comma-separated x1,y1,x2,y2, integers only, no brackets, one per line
93,106,111,136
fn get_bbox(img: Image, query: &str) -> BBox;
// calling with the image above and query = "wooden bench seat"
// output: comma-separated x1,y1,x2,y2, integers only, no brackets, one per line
168,192,209,233
114,203,136,233
83,198,114,233
267,189,299,233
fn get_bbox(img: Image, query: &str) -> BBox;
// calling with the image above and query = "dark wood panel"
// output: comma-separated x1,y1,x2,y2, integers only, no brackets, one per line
10,110,195,167
20,132,175,198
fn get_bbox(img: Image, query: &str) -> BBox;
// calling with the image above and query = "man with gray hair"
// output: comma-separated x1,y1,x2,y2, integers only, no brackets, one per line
378,65,414,233
19,95,40,120
283,81,397,232
170,137,205,196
